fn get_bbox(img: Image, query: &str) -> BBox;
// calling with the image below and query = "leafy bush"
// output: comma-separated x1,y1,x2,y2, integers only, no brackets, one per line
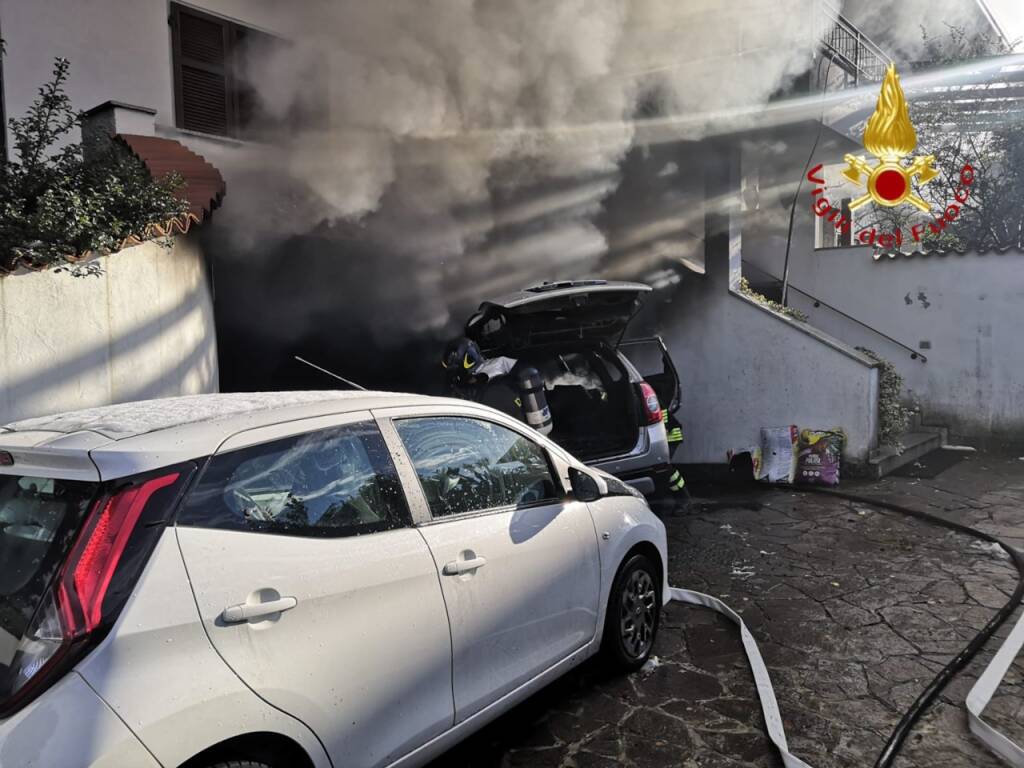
856,347,911,449
737,277,809,322
0,57,188,275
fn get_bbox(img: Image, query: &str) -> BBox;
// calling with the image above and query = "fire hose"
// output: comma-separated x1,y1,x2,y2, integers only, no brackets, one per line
666,485,1024,768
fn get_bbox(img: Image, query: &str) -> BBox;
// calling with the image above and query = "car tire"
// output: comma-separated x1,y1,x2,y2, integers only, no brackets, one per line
600,553,661,672
204,762,273,768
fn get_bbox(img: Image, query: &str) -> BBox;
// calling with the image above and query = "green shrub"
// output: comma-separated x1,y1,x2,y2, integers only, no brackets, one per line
0,57,188,275
737,277,809,322
857,347,911,449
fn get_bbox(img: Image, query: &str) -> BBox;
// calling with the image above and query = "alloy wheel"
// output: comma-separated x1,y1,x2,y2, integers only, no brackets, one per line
619,568,657,659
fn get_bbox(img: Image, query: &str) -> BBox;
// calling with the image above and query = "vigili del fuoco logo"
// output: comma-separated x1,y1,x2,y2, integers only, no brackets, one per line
806,63,975,250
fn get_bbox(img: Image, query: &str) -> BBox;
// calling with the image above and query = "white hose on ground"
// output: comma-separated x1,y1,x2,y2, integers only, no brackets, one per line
668,583,1024,767
967,609,1024,766
666,586,815,768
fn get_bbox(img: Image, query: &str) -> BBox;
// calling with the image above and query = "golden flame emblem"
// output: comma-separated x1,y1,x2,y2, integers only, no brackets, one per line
842,64,938,212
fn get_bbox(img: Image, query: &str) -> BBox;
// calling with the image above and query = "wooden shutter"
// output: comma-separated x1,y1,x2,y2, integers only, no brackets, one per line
172,4,233,136
232,26,277,137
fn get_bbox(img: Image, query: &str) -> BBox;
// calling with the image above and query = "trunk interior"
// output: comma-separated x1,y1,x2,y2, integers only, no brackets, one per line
511,345,639,462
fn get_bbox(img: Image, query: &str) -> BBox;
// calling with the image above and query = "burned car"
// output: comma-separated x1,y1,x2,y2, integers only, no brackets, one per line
453,280,681,496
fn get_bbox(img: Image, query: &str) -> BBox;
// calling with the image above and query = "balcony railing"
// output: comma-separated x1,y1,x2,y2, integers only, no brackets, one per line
816,0,892,85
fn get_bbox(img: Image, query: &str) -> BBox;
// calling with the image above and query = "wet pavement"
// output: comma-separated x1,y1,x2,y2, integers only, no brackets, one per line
429,450,1024,767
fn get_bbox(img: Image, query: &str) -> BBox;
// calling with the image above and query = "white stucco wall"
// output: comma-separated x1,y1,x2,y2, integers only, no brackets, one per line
658,245,881,465
740,139,1024,440
774,247,1024,440
0,236,218,425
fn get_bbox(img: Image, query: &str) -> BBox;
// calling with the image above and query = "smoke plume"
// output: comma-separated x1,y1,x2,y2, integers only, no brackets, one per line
209,0,828,390
841,0,1003,60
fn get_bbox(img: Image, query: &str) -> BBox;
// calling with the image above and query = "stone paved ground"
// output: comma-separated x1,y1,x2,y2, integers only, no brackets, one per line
429,450,1024,767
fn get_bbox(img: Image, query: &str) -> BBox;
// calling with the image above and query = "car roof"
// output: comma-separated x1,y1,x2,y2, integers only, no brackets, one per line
0,391,451,479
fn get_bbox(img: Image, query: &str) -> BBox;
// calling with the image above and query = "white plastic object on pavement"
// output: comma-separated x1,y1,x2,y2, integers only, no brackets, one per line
667,586,814,768
966,609,1024,766
671,581,1024,768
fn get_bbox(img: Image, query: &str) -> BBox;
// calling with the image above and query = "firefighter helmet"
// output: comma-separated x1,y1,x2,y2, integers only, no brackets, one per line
442,337,484,376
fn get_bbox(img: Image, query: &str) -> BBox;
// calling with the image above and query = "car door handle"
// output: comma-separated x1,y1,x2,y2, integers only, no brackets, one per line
221,596,298,623
442,556,487,575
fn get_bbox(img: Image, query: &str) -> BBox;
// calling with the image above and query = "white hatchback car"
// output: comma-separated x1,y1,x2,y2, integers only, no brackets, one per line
0,391,667,768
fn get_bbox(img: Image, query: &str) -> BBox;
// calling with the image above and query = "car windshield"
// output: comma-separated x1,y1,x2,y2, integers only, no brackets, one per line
0,475,98,666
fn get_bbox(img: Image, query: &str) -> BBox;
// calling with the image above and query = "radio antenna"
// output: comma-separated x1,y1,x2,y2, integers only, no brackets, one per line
294,356,367,391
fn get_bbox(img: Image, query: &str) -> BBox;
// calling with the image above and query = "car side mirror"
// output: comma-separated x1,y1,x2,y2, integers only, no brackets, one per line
568,467,603,502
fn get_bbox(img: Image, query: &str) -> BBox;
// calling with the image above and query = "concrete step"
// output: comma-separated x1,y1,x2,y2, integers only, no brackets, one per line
908,410,949,445
868,431,943,479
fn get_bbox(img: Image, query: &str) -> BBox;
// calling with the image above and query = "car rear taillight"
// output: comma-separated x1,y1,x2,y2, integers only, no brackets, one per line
58,473,179,635
0,469,190,717
638,381,662,425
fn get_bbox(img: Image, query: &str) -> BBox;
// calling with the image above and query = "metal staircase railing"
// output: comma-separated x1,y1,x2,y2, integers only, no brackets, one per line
743,262,927,363
815,0,892,85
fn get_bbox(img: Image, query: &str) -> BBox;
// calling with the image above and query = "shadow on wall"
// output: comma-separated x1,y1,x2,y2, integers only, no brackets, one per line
0,237,219,425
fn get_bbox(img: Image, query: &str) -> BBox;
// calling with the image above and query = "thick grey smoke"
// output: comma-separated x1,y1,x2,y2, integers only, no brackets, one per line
213,0,822,348
841,0,1003,60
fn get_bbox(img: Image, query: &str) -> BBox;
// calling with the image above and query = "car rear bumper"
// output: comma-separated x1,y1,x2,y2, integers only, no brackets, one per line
589,423,671,493
0,671,159,768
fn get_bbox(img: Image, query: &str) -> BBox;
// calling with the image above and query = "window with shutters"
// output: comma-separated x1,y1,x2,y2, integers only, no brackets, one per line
170,4,285,138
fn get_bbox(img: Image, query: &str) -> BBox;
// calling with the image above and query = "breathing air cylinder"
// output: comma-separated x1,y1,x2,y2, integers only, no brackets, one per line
518,368,553,435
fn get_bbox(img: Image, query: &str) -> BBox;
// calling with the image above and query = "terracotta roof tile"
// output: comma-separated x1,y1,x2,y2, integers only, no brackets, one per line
116,134,226,221
1,135,228,274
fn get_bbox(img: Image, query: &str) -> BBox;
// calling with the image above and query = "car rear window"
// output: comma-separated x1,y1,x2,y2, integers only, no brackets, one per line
178,421,411,538
0,475,98,661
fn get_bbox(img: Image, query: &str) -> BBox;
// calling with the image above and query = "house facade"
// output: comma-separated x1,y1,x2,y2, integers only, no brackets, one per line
0,0,245,422
1,1,288,162
2,0,1012,461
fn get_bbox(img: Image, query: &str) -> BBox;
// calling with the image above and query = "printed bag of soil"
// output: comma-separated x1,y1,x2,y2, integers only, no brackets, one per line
759,426,799,484
797,429,845,486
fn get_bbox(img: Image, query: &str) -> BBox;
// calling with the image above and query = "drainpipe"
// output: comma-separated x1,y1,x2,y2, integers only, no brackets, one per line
0,12,7,162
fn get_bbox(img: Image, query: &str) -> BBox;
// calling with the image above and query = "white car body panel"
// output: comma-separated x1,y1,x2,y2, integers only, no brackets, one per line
587,494,670,607
177,524,453,768
0,430,107,481
387,634,600,768
0,671,160,768
414,500,600,721
76,531,332,768
174,405,455,768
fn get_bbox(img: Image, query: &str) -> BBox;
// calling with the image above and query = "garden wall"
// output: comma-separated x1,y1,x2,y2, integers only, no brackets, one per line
0,235,218,424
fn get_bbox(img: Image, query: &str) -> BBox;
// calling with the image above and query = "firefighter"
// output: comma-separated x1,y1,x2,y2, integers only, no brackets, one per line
442,337,522,419
662,407,691,509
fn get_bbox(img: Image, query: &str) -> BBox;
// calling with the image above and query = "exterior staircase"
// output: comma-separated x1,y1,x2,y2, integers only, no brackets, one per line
867,410,948,478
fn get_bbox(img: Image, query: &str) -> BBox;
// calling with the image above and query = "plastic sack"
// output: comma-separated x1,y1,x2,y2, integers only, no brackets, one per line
796,429,845,486
760,426,799,484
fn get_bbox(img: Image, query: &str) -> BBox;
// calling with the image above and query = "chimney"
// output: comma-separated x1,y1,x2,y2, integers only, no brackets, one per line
81,101,157,160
